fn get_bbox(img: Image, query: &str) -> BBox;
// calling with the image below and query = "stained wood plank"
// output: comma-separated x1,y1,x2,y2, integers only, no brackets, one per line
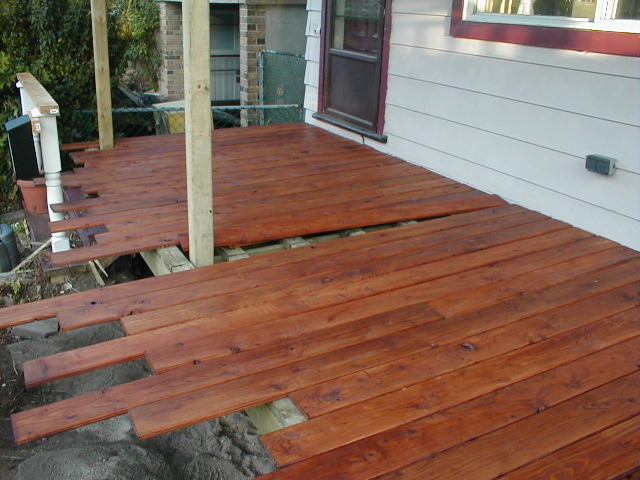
105,211,557,333
287,280,640,419
13,304,442,443
429,246,637,317
0,206,522,331
24,302,440,387
122,227,614,338
23,259,638,388
257,338,639,477
256,309,637,465
48,123,509,266
498,416,640,480
146,237,632,374
57,206,536,330
49,203,187,234
180,193,507,251
372,373,639,480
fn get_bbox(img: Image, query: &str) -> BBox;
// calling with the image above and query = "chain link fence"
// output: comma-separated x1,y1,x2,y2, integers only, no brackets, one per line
259,51,306,126
63,103,302,139
2,50,307,211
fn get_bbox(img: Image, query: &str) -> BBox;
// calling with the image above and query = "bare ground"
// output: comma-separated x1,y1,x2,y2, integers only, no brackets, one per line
0,223,276,480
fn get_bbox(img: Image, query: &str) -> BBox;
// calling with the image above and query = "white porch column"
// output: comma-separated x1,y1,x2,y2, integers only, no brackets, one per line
16,73,70,253
31,111,71,253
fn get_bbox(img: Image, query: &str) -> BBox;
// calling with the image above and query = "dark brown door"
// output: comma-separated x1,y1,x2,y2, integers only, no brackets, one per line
322,0,386,132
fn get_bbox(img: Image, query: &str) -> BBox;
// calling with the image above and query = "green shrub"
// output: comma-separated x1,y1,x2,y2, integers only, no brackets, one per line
0,0,160,209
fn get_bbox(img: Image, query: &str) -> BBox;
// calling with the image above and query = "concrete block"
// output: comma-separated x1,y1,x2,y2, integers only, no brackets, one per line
12,318,59,340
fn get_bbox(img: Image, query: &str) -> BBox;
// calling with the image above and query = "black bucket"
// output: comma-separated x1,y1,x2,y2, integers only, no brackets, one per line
0,223,19,272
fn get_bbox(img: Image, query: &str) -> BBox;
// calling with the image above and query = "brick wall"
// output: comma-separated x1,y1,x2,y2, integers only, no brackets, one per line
240,4,266,126
158,2,185,100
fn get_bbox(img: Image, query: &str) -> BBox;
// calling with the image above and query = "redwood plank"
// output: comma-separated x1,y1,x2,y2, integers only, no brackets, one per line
183,193,508,249
49,231,183,267
429,246,638,317
121,227,609,337
288,280,640,419
257,338,639,478
24,301,440,387
498,417,640,480
51,189,186,213
13,305,443,443
0,205,517,331
146,235,628,374
49,202,187,234
255,309,638,465
58,205,537,330
372,373,639,480
25,264,638,388
49,123,512,266
93,219,188,244
117,212,561,332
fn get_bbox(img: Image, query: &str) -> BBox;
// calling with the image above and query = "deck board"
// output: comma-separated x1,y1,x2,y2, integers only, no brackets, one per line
48,123,505,266
256,340,639,479
370,373,638,480
1,124,638,479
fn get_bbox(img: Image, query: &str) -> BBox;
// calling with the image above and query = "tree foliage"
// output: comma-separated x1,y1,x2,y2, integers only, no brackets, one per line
0,0,160,208
112,0,161,87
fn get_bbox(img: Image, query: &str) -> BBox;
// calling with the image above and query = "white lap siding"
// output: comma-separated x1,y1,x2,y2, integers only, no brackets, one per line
303,0,640,250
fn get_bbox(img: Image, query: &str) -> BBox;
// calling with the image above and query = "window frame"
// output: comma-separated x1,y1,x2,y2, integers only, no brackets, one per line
450,0,640,56
316,0,392,140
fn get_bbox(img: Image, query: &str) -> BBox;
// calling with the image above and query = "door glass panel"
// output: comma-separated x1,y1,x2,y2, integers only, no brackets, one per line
332,0,382,55
210,8,240,102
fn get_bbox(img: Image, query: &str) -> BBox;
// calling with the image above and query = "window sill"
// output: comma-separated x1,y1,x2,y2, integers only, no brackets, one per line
312,113,388,143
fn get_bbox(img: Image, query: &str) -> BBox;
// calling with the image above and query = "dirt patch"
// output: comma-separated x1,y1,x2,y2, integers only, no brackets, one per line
0,224,277,479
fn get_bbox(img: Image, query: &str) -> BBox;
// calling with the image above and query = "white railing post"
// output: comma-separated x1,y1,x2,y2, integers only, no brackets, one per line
33,112,70,253
15,73,70,253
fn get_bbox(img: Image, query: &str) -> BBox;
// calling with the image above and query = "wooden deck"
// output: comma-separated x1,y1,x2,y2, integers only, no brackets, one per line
1,124,638,479
45,123,504,266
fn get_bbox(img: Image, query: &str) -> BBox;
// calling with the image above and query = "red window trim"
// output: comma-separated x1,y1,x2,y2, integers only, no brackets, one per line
450,0,640,57
316,0,392,138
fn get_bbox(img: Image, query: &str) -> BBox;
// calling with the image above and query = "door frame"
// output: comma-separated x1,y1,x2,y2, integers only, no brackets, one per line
316,0,392,140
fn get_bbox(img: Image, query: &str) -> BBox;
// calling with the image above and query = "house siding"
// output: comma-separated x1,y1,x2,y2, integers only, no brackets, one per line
303,0,640,250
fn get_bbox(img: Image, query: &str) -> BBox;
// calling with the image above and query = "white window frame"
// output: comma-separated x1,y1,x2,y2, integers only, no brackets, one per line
464,0,640,33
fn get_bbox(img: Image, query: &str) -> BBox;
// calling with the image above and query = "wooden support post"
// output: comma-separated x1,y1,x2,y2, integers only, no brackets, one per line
90,0,114,150
218,246,250,262
279,236,309,249
245,398,306,435
140,247,194,276
183,0,214,267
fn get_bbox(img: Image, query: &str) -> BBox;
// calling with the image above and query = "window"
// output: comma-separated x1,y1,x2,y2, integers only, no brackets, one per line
451,0,640,56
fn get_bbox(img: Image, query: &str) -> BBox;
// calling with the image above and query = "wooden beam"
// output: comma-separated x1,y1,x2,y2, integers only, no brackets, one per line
15,72,59,114
183,0,214,267
140,247,194,276
90,0,114,150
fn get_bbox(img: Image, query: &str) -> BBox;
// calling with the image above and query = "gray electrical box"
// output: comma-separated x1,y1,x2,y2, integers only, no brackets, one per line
586,154,617,176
